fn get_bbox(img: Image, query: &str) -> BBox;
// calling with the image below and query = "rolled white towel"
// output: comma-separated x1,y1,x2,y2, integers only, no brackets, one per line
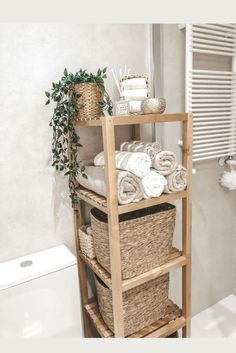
94,151,151,178
129,100,142,113
145,141,162,155
122,88,148,101
141,170,167,199
120,141,156,161
78,166,143,204
121,77,147,90
164,165,188,193
153,150,177,176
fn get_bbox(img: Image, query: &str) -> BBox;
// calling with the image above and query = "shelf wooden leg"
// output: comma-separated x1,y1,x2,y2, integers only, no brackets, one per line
102,117,125,337
133,124,141,140
182,113,193,338
73,207,92,338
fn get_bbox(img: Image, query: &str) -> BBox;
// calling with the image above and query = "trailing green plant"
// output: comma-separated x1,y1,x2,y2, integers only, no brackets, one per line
45,67,113,206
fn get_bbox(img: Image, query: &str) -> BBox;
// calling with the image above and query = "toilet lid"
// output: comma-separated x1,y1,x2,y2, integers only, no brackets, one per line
0,245,76,291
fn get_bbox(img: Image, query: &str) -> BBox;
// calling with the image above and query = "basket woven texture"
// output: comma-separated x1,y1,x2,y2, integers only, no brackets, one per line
74,83,103,120
95,273,169,336
79,225,95,259
91,203,176,279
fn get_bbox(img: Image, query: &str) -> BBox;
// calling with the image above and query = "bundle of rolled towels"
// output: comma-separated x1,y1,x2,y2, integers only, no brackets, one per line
120,77,148,114
78,140,188,205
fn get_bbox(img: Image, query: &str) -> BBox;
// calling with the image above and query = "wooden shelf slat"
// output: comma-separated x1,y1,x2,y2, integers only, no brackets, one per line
84,299,184,338
118,190,187,214
75,113,188,127
113,113,188,125
144,317,186,338
123,252,186,291
77,187,108,213
77,186,188,215
78,251,112,289
78,247,184,291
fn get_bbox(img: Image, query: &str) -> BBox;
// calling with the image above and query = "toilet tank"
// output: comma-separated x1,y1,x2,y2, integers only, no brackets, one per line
0,245,83,338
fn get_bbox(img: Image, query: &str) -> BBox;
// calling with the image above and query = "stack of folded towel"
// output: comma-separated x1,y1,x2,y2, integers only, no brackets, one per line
77,140,188,205
120,77,148,114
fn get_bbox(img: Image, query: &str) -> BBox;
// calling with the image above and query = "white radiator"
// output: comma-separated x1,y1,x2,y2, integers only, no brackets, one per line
185,24,236,162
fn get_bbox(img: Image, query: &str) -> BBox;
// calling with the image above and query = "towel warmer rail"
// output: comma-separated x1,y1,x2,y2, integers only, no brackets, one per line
185,23,236,162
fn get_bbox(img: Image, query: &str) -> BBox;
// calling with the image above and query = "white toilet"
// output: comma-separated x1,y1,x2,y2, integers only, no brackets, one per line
0,245,83,338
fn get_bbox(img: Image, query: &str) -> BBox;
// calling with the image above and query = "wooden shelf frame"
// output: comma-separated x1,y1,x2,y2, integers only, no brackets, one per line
84,300,185,338
76,112,188,127
78,247,185,292
73,112,192,338
77,186,188,214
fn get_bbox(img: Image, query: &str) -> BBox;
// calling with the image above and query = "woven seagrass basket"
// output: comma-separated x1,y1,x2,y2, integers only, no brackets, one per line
95,273,169,336
91,203,176,280
79,225,95,259
74,83,103,120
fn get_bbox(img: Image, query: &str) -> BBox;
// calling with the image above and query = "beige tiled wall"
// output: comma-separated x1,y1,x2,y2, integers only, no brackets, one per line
153,24,236,315
0,24,152,262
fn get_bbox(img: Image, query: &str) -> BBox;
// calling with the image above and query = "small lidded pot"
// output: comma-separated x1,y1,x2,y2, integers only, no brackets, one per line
141,98,166,114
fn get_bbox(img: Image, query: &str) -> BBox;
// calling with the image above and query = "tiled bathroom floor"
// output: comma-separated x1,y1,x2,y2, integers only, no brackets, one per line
191,295,236,337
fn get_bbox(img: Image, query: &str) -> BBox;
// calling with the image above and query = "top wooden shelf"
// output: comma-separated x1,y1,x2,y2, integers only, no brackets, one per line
75,113,189,127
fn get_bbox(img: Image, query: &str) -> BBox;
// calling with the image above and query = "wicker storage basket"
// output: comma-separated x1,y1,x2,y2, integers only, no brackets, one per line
95,273,169,336
79,225,95,259
91,203,176,279
74,83,103,120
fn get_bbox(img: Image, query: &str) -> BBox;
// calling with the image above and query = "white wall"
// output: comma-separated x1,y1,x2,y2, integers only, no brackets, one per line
0,24,152,262
153,24,236,315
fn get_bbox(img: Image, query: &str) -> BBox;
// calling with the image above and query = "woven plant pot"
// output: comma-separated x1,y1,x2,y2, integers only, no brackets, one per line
74,83,103,120
91,203,176,280
79,225,95,259
95,273,169,336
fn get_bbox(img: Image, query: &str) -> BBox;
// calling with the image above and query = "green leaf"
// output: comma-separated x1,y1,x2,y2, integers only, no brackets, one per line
47,66,113,206
45,99,50,105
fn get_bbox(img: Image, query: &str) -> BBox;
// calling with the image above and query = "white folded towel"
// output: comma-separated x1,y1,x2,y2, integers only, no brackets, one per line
129,100,142,113
141,170,167,199
94,151,151,178
78,166,143,204
153,150,177,176
122,88,148,101
164,165,188,193
121,77,147,90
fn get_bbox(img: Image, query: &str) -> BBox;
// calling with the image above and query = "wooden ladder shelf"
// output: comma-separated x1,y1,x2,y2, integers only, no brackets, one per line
73,112,192,338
